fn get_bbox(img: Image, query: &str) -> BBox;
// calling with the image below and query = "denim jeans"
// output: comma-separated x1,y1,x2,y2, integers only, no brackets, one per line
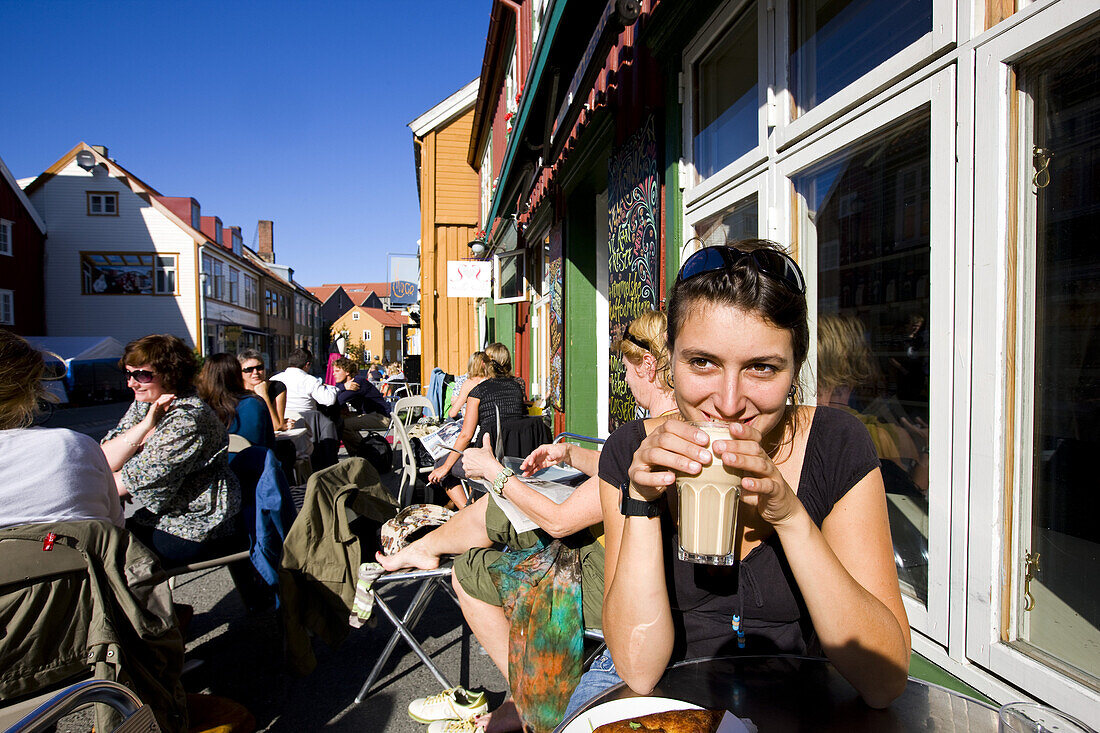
562,653,623,722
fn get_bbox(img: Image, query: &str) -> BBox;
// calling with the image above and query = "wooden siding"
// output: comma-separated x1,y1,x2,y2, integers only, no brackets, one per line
0,171,46,335
417,104,482,383
29,160,200,346
434,109,480,225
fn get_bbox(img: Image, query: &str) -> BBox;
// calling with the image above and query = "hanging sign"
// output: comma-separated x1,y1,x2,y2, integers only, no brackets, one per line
447,260,492,298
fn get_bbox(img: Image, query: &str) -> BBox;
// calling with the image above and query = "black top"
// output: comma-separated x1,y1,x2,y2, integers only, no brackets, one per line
468,377,528,445
598,407,881,662
336,375,388,416
267,380,287,402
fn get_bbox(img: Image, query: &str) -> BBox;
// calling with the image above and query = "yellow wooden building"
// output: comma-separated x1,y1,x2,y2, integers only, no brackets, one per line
409,79,481,383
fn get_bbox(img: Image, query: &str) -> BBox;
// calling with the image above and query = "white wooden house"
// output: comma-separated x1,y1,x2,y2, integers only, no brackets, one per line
23,142,268,354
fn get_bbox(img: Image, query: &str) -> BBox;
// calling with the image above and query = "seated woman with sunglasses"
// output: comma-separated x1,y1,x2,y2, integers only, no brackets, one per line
101,334,241,564
237,348,290,431
0,330,124,531
576,240,910,717
198,353,276,448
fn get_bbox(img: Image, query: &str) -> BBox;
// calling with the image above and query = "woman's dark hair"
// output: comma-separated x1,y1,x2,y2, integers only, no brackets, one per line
120,334,198,394
197,353,247,427
333,357,359,376
668,238,809,399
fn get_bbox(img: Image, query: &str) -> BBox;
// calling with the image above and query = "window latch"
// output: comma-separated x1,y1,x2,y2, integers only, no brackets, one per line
1023,551,1041,612
1032,147,1053,189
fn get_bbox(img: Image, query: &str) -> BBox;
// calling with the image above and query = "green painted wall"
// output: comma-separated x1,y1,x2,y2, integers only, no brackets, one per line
481,299,515,357
564,186,599,438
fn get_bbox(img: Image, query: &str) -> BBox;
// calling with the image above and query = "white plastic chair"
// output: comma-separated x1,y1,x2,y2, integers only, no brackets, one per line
228,433,252,454
392,395,436,428
391,413,435,508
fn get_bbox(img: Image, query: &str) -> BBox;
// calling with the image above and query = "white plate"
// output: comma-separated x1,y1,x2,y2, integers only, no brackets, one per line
560,696,703,733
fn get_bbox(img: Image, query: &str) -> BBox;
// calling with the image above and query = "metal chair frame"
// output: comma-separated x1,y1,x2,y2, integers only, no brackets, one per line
353,565,461,703
5,680,156,733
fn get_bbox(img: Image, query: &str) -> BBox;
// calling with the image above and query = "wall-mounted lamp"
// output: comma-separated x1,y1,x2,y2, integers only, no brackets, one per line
468,237,487,257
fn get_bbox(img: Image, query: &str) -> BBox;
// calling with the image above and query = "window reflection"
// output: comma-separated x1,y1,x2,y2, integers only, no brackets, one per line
1017,34,1100,683
695,195,759,248
693,5,757,180
790,0,931,115
797,116,932,603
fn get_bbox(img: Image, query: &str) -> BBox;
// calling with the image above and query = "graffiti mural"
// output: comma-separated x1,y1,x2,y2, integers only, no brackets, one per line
607,115,660,432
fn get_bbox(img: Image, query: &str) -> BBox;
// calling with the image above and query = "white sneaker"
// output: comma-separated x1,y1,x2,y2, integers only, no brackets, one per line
426,719,485,733
407,687,488,723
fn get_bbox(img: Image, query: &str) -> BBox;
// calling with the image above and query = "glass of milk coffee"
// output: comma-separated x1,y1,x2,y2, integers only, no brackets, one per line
675,421,741,565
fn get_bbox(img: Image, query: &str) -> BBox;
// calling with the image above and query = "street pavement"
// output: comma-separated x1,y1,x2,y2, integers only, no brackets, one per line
49,402,509,732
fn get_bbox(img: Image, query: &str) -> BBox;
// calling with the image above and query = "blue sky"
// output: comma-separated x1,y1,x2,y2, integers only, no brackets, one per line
1,0,488,286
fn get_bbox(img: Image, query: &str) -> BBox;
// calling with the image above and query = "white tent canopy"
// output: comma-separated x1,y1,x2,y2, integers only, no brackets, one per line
26,336,125,364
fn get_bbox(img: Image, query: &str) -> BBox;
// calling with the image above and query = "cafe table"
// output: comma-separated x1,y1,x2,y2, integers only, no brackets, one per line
555,655,999,732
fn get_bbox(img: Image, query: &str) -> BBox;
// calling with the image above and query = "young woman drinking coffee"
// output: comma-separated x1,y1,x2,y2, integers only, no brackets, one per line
579,240,910,715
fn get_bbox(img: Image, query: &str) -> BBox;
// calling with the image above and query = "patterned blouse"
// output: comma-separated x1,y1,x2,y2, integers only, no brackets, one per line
103,395,241,543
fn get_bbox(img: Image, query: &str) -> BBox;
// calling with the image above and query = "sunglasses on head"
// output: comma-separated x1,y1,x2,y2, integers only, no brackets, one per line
622,329,651,353
125,369,157,384
241,365,264,374
676,245,806,295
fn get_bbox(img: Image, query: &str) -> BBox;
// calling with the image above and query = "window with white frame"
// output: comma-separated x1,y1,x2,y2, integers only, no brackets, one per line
0,219,12,255
531,0,550,46
363,330,371,341
155,255,177,295
967,8,1100,722
203,256,214,297
352,311,360,321
0,289,12,325
1008,27,1100,690
81,252,177,295
494,249,526,303
690,1,759,183
480,130,493,228
695,195,759,249
243,274,258,310
228,267,239,303
86,192,118,216
795,111,933,604
212,260,224,300
788,0,931,117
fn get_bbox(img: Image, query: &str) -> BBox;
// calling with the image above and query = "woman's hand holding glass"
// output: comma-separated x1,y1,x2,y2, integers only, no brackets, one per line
712,420,804,528
626,418,711,502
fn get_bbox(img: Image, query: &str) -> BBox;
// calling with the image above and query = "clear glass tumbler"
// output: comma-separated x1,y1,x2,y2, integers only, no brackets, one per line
998,702,1094,733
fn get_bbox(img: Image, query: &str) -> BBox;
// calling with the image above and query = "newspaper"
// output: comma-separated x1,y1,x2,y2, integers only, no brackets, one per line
486,458,586,533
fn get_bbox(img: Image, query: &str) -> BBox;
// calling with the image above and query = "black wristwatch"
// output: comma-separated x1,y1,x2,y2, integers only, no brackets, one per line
619,480,663,518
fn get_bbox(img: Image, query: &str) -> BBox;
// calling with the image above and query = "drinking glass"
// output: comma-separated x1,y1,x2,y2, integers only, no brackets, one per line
674,421,741,565
998,702,1094,733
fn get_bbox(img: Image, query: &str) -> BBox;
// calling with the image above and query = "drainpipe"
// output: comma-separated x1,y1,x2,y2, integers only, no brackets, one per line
198,244,208,356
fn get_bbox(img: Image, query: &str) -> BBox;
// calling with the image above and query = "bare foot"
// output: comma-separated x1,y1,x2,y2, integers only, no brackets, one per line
477,700,523,733
375,541,440,572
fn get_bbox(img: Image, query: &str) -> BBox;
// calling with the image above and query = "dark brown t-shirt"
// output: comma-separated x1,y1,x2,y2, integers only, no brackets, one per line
598,407,881,661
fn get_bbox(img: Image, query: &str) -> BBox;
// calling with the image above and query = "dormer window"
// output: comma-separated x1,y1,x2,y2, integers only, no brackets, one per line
232,231,242,255
87,192,118,216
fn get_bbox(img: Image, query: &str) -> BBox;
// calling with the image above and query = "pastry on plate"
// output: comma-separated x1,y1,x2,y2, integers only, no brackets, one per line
592,708,725,733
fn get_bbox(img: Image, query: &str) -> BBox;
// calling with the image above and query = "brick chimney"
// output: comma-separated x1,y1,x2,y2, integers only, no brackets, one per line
258,220,274,263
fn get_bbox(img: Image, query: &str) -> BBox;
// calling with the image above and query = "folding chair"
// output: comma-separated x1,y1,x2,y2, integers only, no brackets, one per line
353,563,461,703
